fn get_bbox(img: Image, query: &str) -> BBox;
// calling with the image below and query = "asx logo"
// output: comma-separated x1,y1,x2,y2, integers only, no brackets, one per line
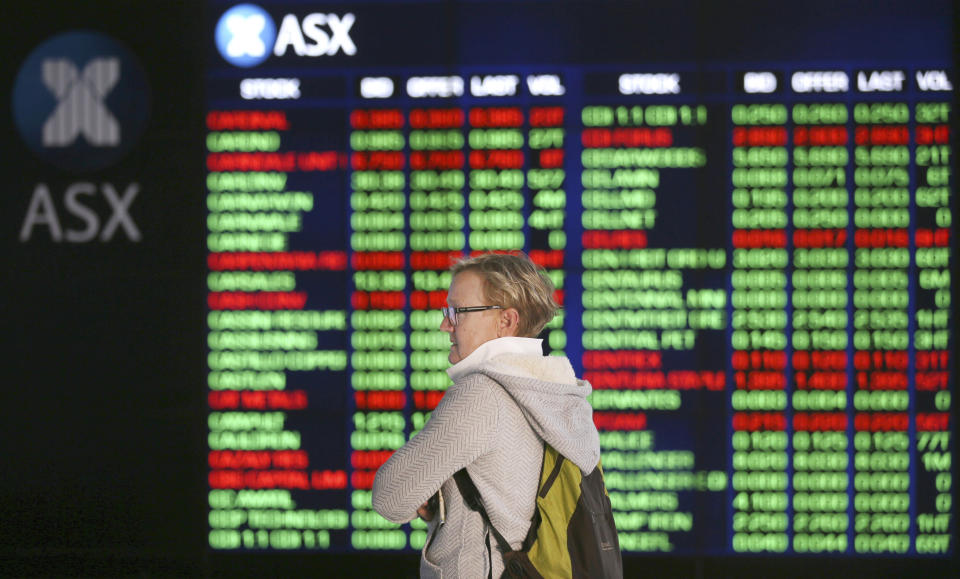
43,58,120,147
12,31,150,243
215,3,356,68
11,30,150,172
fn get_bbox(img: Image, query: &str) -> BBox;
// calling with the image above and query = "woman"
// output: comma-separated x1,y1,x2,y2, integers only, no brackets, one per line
372,253,601,577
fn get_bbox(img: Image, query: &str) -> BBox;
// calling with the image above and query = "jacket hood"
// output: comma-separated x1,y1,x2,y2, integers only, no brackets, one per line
476,352,600,473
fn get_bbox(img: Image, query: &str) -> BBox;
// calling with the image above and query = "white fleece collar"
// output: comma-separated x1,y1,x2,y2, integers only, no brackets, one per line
446,337,543,382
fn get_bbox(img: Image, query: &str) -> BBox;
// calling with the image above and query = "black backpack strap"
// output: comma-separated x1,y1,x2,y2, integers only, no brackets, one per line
453,469,514,555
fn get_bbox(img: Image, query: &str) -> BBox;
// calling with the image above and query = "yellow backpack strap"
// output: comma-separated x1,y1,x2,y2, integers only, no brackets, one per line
527,444,579,577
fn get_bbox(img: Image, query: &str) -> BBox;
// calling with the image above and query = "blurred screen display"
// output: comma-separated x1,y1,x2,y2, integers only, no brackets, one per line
204,0,954,556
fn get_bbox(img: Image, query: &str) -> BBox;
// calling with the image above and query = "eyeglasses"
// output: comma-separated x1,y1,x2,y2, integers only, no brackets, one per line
439,305,502,326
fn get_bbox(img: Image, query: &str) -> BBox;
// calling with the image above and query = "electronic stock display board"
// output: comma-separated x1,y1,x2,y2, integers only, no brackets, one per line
204,0,956,559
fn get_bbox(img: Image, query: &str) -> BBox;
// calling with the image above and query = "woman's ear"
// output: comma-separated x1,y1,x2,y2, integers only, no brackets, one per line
498,308,520,337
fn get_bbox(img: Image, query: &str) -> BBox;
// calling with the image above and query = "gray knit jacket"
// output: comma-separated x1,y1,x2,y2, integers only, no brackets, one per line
372,352,600,578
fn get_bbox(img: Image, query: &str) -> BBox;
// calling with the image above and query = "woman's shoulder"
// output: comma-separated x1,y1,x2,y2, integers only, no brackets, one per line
451,371,515,402
441,373,523,425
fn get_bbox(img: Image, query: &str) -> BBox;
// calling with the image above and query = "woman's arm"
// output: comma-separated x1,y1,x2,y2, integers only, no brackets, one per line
372,377,499,523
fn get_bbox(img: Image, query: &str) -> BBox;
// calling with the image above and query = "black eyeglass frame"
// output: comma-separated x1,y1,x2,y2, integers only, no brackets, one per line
439,305,503,326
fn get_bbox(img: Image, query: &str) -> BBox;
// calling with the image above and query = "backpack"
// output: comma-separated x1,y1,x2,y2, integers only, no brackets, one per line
453,444,623,579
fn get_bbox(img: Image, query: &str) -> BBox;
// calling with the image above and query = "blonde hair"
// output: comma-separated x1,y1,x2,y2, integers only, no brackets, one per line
450,252,559,337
